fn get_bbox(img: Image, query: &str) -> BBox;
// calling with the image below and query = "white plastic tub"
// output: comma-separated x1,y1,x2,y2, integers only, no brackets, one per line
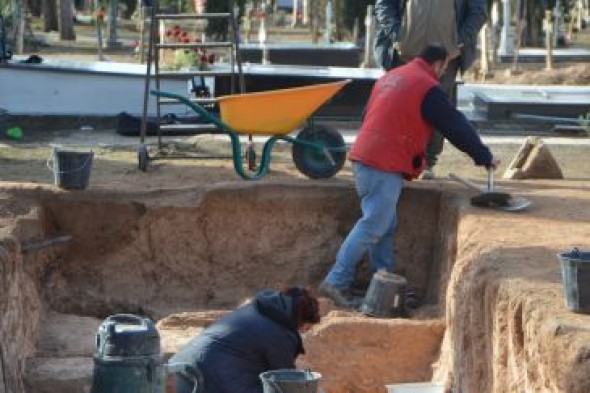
385,382,445,393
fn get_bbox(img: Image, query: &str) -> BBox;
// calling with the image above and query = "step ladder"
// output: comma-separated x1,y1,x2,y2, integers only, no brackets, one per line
138,1,245,170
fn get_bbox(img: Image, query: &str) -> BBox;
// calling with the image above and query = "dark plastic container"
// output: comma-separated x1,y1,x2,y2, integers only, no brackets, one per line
51,147,94,190
90,314,165,393
360,270,407,318
557,248,590,314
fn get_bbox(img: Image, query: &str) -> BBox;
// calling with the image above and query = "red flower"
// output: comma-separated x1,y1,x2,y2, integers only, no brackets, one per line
208,54,215,64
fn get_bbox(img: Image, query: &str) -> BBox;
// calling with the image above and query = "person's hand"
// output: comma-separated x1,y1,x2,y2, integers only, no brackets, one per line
447,49,461,60
447,43,464,61
486,158,501,170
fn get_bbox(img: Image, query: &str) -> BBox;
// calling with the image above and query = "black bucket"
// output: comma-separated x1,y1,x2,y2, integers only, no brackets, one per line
557,248,590,314
49,147,94,190
90,314,165,393
360,270,407,318
260,369,321,393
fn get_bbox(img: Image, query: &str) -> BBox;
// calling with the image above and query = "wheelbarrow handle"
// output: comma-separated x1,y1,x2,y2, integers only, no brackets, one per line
150,89,230,133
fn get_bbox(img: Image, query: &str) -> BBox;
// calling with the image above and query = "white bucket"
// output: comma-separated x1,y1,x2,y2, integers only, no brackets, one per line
385,382,445,393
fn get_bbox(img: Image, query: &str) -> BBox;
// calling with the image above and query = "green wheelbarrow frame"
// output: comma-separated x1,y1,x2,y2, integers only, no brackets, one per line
145,89,348,181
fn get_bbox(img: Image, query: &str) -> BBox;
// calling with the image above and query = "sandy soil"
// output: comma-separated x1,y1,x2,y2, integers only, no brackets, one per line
2,19,590,393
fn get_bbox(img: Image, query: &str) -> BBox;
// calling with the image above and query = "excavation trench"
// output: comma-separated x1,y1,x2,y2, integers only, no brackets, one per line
3,182,460,393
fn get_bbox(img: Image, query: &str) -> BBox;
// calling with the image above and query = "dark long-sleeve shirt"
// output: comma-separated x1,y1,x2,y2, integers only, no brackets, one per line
421,86,492,166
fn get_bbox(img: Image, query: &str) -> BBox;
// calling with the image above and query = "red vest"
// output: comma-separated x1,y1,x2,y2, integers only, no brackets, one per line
349,58,439,179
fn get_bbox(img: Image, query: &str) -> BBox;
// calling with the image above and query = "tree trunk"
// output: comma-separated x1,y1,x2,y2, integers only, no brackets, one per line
107,0,119,48
42,0,59,32
58,0,76,40
27,0,43,17
12,0,25,53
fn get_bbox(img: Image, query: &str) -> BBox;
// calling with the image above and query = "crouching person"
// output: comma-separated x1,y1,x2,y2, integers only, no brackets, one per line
167,287,320,393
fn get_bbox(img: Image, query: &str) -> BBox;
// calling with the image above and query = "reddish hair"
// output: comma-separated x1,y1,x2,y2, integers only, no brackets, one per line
282,286,320,328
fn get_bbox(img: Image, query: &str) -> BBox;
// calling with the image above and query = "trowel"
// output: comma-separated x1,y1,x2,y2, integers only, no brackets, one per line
449,169,532,212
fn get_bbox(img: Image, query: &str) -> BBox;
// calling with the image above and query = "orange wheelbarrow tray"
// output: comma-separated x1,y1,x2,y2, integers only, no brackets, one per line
148,80,351,180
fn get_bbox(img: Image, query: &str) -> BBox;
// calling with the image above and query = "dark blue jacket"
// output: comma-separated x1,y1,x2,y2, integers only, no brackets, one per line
169,290,303,393
374,0,487,72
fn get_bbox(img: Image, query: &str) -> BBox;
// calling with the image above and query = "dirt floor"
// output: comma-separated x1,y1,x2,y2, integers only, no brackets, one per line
1,17,590,393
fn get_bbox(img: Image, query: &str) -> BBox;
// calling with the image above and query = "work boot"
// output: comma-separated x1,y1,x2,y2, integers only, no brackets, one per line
318,282,361,308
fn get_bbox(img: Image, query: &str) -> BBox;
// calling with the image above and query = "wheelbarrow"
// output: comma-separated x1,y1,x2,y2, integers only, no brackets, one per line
139,79,351,180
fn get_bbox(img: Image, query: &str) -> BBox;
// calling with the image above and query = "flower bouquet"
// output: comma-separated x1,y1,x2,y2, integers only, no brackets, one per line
162,25,216,71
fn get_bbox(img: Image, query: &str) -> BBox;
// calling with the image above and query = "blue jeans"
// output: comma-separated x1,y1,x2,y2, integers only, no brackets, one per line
324,162,404,289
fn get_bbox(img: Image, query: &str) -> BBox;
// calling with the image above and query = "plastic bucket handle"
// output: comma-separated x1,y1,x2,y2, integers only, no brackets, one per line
260,369,320,393
47,150,94,174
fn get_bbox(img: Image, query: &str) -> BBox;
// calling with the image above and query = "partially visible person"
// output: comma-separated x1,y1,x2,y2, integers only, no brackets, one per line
373,0,488,179
319,44,498,308
167,286,320,393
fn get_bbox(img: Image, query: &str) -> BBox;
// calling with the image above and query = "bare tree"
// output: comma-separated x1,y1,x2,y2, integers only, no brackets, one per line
42,0,58,31
26,0,42,17
58,0,75,40
11,0,25,53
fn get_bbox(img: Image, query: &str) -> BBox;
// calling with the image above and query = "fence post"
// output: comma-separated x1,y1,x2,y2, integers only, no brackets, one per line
544,10,554,70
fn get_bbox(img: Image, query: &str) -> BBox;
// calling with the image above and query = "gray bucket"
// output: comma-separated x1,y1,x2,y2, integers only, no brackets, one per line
260,369,321,393
557,248,590,314
360,270,407,318
48,146,94,190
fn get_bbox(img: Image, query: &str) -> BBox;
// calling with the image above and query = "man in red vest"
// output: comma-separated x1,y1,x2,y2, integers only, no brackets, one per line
319,44,498,308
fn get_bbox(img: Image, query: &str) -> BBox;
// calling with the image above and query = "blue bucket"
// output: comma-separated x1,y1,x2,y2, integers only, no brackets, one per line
260,369,321,393
557,248,590,314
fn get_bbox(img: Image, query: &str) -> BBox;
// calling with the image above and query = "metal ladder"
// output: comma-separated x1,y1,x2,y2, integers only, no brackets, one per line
0,13,12,63
138,1,245,169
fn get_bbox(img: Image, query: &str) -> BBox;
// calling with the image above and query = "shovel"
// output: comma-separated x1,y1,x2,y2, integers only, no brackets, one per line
449,169,532,212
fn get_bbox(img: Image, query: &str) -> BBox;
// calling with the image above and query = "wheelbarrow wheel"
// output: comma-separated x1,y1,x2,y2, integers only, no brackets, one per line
292,124,346,179
138,144,150,172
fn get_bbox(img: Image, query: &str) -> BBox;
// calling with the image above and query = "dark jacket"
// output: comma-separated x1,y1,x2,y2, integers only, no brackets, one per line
169,290,303,393
374,0,487,72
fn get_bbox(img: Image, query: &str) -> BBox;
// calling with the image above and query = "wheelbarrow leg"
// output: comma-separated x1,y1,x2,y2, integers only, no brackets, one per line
245,139,257,171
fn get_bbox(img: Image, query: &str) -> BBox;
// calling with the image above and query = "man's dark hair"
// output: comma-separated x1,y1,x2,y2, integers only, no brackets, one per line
419,44,448,64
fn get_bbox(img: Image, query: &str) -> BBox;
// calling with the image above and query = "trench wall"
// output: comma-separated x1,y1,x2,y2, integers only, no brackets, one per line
38,183,446,318
0,182,449,393
434,189,590,393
